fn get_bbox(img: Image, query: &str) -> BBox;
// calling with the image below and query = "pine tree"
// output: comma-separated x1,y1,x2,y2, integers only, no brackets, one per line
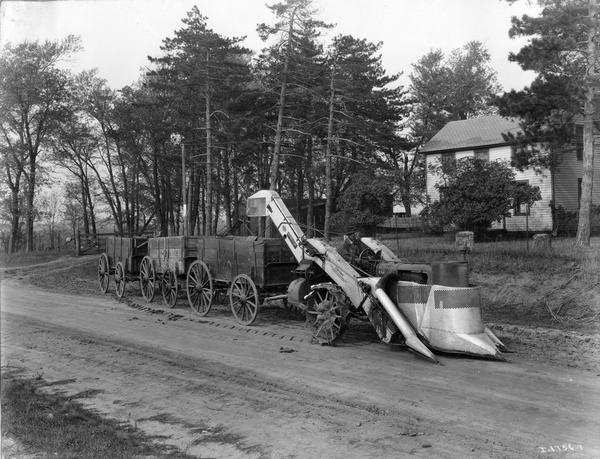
497,0,599,246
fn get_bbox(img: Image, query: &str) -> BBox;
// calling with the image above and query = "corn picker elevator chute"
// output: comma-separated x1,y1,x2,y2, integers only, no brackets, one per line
247,190,506,362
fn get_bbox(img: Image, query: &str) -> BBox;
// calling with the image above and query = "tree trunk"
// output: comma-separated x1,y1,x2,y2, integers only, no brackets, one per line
115,143,131,235
232,166,239,227
153,145,166,235
213,191,221,235
25,156,36,252
306,138,315,237
324,60,336,239
9,188,20,253
266,8,297,238
268,10,296,192
160,172,169,236
401,193,412,218
187,169,193,235
576,0,598,247
200,180,206,236
205,51,213,237
166,178,176,236
189,169,198,236
296,164,304,219
80,176,90,234
223,148,232,233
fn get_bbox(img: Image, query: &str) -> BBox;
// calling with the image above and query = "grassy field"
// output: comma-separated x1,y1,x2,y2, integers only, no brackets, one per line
392,236,600,332
1,369,194,458
393,235,599,275
4,235,599,332
0,249,74,268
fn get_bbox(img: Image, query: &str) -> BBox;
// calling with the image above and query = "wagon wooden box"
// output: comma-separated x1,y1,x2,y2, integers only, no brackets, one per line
138,234,298,325
148,236,201,276
140,236,203,307
198,236,297,288
192,236,298,325
97,236,148,298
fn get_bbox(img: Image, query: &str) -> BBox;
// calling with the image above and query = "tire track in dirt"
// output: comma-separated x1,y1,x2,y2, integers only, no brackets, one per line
2,313,495,458
2,281,599,458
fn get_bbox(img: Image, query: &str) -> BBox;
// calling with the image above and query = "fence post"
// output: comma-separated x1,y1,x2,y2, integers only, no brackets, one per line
526,204,530,253
395,214,400,253
75,230,80,257
455,231,474,261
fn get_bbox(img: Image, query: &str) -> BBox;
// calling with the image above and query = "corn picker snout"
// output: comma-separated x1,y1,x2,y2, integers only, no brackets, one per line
248,190,506,362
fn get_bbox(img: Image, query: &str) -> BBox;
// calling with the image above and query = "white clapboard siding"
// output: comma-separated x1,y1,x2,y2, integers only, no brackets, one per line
554,137,600,211
425,145,554,231
489,146,553,231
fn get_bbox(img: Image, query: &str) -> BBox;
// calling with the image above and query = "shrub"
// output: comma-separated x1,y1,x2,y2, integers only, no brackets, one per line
428,158,541,236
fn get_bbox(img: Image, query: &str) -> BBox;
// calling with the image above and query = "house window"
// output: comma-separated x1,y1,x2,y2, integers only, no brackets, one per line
575,125,583,161
510,145,520,167
440,152,456,173
513,180,530,216
474,148,489,161
578,178,582,208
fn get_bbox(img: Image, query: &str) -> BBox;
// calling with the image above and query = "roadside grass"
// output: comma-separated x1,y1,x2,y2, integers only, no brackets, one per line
392,236,600,331
26,256,100,295
1,370,193,458
394,236,598,276
0,249,73,268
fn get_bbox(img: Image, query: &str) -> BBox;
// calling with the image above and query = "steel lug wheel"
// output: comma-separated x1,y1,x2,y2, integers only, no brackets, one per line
306,285,349,345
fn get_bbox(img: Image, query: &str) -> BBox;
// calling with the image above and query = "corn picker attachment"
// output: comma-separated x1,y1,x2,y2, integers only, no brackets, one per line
247,190,506,362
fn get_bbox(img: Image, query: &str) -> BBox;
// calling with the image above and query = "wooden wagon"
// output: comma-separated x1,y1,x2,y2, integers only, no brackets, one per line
194,236,298,325
97,236,149,299
141,236,202,307
141,235,298,325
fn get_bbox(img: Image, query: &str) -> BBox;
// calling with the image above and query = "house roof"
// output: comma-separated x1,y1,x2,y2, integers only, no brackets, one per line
420,115,523,154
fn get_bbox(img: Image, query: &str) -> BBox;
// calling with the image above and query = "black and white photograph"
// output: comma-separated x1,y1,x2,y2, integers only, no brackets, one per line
1,0,599,457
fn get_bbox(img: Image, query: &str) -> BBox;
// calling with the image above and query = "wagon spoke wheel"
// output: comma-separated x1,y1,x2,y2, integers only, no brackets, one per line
98,253,110,294
306,286,349,345
161,268,178,308
114,262,126,299
229,274,259,326
139,256,156,303
187,261,213,316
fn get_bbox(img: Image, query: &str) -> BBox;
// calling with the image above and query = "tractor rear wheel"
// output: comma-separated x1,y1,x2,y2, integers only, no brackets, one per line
305,284,350,345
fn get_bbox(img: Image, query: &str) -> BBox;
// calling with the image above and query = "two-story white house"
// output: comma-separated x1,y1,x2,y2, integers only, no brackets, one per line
421,115,600,232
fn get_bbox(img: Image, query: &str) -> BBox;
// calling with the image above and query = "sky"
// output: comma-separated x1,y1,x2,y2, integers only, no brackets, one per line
0,0,541,92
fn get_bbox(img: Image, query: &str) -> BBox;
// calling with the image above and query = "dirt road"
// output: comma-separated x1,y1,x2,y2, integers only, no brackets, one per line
1,280,599,458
